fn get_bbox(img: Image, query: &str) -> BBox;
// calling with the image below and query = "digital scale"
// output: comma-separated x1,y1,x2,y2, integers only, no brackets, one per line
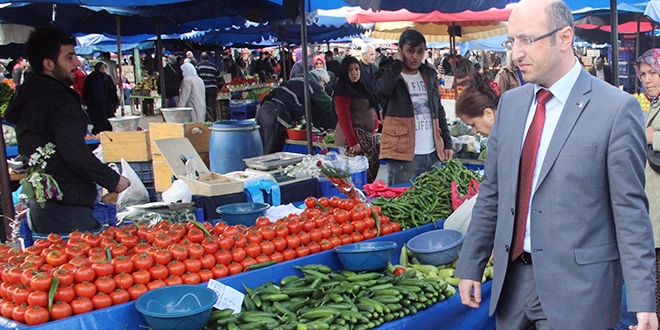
243,152,310,185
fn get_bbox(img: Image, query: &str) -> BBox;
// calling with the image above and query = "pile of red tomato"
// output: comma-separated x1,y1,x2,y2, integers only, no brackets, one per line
0,196,399,325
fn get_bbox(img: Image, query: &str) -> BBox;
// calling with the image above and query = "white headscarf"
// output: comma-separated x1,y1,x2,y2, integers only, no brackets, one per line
181,62,197,78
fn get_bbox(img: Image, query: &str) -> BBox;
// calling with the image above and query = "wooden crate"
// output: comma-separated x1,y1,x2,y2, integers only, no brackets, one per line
101,131,151,162
179,173,243,196
148,122,210,156
152,153,175,192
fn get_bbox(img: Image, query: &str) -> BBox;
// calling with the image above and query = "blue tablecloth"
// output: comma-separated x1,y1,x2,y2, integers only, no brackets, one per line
0,223,495,330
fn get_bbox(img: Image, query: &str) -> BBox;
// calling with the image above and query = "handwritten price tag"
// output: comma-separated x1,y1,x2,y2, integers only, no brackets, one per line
206,279,244,314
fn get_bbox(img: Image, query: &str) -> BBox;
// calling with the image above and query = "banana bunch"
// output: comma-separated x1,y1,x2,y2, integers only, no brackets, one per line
633,93,651,112
398,244,494,286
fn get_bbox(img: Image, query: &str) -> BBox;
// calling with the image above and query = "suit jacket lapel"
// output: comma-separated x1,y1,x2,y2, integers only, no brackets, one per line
510,85,536,196
536,69,592,187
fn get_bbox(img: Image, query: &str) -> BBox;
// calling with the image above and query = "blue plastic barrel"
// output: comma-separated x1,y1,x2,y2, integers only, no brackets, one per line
209,120,263,174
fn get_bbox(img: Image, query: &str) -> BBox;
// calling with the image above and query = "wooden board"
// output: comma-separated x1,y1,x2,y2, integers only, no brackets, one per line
148,122,210,155
100,131,151,162
152,153,174,192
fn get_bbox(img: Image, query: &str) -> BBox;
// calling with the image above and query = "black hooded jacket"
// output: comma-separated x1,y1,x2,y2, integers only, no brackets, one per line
5,73,120,207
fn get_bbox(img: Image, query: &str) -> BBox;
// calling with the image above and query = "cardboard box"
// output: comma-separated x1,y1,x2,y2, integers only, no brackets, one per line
101,131,151,162
153,138,243,195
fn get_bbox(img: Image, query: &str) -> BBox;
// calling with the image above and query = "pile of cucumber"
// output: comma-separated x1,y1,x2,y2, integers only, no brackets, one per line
205,264,457,330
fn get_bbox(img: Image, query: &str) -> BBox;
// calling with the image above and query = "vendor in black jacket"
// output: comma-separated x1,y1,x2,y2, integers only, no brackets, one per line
5,26,130,234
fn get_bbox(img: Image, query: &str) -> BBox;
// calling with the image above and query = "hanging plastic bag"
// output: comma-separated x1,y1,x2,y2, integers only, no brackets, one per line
162,180,192,204
116,158,149,211
451,179,480,211
444,193,478,234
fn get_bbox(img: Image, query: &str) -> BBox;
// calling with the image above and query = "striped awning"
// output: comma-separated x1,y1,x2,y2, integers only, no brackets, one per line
370,21,508,42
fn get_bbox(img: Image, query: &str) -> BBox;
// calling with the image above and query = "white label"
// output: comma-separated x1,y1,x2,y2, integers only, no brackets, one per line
206,279,244,314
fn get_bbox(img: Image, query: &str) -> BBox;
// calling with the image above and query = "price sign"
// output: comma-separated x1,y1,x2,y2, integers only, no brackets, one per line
206,279,244,314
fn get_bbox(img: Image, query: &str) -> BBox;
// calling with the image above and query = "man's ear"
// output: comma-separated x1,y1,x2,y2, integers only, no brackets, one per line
42,58,54,73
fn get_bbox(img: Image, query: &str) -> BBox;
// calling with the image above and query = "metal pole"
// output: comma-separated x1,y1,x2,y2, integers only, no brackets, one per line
116,16,125,116
156,17,167,108
636,17,641,94
610,0,619,87
300,0,314,155
0,131,13,242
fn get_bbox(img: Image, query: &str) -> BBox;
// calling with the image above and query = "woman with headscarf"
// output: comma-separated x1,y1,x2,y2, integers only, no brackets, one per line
313,53,336,96
333,56,380,183
635,48,660,316
178,62,206,122
82,61,118,134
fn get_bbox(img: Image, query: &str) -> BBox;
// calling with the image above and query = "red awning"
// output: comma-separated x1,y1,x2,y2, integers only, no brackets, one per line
345,3,515,25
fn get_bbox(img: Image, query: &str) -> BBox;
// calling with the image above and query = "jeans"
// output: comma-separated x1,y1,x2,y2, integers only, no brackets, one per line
611,283,638,330
386,152,441,186
255,100,287,154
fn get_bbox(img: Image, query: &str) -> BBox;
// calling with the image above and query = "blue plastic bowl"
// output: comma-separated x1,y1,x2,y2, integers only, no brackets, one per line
216,202,270,226
407,229,465,266
334,241,397,271
135,285,217,330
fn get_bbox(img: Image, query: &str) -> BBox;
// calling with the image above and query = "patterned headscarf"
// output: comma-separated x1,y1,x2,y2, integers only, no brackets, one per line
635,48,660,99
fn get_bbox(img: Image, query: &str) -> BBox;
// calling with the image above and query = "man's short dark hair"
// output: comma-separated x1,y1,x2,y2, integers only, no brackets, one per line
398,29,426,49
200,52,210,61
325,51,333,58
25,26,75,74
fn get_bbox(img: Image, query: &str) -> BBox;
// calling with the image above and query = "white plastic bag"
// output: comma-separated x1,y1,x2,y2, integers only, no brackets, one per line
116,158,150,211
444,193,478,234
162,180,192,203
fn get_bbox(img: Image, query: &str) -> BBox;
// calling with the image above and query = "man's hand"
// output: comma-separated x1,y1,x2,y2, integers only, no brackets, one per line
440,149,454,161
629,312,659,330
393,51,403,62
114,176,131,193
458,279,482,308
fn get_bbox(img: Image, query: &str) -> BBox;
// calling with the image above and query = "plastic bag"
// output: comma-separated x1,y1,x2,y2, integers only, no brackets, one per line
116,158,150,211
162,180,192,204
326,152,369,175
451,179,480,211
444,193,478,234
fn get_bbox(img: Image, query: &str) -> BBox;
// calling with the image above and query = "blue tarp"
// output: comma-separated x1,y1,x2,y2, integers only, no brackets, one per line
0,0,189,4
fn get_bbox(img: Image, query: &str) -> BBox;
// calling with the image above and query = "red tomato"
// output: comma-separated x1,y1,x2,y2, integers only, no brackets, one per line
307,241,321,254
188,243,205,259
131,253,154,271
65,245,85,260
340,234,353,245
246,230,263,244
319,226,332,239
149,264,169,281
152,233,173,248
201,237,219,255
91,292,112,310
12,286,32,305
50,300,72,320
330,224,343,237
217,235,234,251
109,288,130,305
113,272,134,290
298,232,311,246
329,196,342,208
70,296,94,314
314,216,327,228
350,232,364,243
54,285,75,303
352,220,366,233
74,266,96,283
168,244,189,262
24,305,49,325
259,226,276,241
132,270,151,285
302,219,316,232
227,262,242,275
328,236,342,248
390,222,402,233
381,223,393,235
285,235,301,249
240,257,257,270
47,233,64,245
29,272,52,292
286,220,302,235
223,226,239,237
244,243,261,258
1,301,16,319
200,254,216,270
181,272,201,285
269,252,284,263
370,206,382,216
363,228,377,240
186,228,205,243
46,250,67,267
281,248,296,261
393,267,407,276
274,224,289,238
167,261,186,277
341,222,354,235
91,260,114,277
164,275,183,286
12,302,28,323
213,250,232,266
272,237,287,252
259,241,275,256
304,197,317,209
211,264,229,279
317,197,330,208
231,247,246,263
211,222,228,236
305,209,321,219
146,279,167,291
233,234,247,248
127,284,148,300
294,245,310,258
152,249,173,267
183,259,202,273
73,282,97,300
334,209,349,223
379,215,391,225
255,216,271,229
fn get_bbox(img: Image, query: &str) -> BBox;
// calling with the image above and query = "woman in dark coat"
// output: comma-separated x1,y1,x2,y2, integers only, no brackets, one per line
83,61,118,134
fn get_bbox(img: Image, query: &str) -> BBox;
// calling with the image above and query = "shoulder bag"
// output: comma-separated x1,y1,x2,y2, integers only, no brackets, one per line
646,108,660,172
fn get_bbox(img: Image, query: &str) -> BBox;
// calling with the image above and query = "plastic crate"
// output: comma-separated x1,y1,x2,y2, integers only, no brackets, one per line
318,170,367,198
92,202,117,227
117,161,154,182
618,62,630,75
229,100,258,120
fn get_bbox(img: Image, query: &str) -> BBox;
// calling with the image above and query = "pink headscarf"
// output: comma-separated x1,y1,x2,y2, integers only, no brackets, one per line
312,54,326,68
635,48,660,99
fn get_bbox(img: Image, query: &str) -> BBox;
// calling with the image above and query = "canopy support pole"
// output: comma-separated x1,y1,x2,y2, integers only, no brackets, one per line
116,16,124,116
300,0,314,155
156,16,166,108
636,17,641,94
610,0,619,87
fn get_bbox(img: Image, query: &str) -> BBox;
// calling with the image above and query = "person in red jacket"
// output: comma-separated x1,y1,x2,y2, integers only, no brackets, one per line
71,56,87,97
333,56,380,183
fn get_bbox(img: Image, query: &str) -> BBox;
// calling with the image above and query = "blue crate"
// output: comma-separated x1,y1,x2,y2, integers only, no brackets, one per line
92,202,117,227
117,161,154,182
318,170,367,198
229,100,258,120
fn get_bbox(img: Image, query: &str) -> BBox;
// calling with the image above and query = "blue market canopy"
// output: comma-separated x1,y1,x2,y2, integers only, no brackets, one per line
74,33,182,54
0,0,189,4
342,0,648,13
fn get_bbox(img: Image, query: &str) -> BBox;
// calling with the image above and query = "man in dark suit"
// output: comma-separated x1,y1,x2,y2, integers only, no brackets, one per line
588,56,614,85
454,0,658,329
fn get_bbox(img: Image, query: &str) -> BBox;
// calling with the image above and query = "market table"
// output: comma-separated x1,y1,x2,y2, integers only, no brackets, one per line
128,95,160,116
0,223,496,330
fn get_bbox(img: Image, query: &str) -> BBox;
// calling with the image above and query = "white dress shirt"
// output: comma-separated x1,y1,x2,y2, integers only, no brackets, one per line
523,59,582,252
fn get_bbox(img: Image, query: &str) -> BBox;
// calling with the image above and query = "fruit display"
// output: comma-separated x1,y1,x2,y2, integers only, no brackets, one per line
0,197,398,325
372,160,483,229
132,76,158,96
633,92,651,111
206,263,456,329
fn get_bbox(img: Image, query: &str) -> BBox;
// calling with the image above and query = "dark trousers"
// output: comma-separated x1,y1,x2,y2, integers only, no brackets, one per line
205,88,218,122
386,152,441,186
28,199,100,235
255,100,287,155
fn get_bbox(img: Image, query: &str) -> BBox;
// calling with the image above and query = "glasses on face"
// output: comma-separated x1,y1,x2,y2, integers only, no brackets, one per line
502,26,565,51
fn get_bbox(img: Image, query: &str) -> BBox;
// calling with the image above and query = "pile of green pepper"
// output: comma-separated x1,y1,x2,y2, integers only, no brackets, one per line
372,159,483,229
205,263,455,330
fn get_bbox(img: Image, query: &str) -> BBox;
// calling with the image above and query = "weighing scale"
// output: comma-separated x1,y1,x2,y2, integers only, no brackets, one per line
243,152,310,185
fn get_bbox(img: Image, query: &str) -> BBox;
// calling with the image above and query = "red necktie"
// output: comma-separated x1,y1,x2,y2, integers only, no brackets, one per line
510,89,553,261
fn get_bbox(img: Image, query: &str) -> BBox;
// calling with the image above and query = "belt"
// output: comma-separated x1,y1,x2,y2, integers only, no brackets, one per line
518,252,533,265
